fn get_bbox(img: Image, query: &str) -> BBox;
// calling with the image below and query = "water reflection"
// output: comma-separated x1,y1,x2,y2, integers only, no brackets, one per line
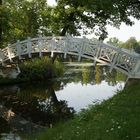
56,64,126,112
0,64,126,138
95,65,102,84
0,83,75,138
63,64,126,86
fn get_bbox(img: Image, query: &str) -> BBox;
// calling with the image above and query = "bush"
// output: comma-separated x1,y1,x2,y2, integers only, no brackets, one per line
18,56,64,81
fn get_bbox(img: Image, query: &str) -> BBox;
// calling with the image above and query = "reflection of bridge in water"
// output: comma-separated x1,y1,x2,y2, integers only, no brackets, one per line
0,35,140,79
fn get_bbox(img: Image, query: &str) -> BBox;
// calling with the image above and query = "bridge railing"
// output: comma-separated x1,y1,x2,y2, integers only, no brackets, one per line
101,43,140,76
0,35,140,78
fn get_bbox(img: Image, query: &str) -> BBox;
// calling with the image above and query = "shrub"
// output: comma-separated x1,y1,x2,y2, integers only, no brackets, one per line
18,56,64,81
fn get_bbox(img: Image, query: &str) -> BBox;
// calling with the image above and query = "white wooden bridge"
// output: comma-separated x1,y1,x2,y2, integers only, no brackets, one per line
0,35,140,79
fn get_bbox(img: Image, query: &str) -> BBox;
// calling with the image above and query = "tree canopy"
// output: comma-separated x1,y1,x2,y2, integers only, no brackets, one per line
0,0,140,47
52,0,140,39
107,37,123,47
122,37,140,53
107,36,140,54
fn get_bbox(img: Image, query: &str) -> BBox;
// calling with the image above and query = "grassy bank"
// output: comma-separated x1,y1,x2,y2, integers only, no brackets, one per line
32,82,140,140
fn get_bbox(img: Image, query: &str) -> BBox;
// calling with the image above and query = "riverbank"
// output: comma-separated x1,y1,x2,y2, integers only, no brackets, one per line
32,81,140,140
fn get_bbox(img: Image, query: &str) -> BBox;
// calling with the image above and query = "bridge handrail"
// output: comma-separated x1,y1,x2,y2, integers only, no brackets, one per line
0,35,140,79
7,36,140,59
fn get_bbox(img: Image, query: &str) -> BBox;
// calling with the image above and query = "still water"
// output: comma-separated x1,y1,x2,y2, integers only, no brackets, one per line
0,63,126,139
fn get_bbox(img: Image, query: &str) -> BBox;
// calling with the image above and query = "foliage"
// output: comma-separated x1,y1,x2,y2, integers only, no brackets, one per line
1,0,140,48
122,37,138,49
0,75,23,85
49,0,96,36
107,37,140,53
51,0,140,39
0,0,52,47
53,59,64,77
18,56,64,81
107,37,123,47
122,37,140,53
31,81,140,140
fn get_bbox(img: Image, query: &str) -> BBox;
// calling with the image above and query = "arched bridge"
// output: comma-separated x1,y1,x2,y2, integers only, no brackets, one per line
0,35,140,79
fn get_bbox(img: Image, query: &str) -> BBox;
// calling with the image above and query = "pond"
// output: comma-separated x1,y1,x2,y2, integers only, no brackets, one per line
0,63,126,139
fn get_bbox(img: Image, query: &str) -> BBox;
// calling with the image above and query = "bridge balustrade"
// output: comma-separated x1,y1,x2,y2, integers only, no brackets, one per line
0,35,140,79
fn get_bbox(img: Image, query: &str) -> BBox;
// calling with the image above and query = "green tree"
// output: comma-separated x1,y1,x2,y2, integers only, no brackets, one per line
1,0,140,47
1,0,52,47
51,0,140,39
107,37,123,47
49,0,89,36
50,0,109,37
85,0,140,29
123,37,139,50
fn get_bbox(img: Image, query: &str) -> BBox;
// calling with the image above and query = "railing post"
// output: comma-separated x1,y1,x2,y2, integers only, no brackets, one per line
78,36,86,61
51,37,56,58
16,40,22,60
93,40,102,66
27,37,32,58
64,35,71,59
64,37,67,59
38,35,43,57
109,47,121,72
7,44,13,62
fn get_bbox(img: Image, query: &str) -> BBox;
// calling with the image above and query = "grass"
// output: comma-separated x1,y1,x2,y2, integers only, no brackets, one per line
31,81,140,140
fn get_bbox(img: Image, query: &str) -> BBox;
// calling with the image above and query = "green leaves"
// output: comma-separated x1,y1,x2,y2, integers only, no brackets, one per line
1,0,140,48
18,57,64,81
107,37,123,47
1,0,52,47
122,37,140,53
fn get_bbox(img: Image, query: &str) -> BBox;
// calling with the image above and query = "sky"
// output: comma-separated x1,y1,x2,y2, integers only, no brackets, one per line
47,0,140,42
105,19,140,42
